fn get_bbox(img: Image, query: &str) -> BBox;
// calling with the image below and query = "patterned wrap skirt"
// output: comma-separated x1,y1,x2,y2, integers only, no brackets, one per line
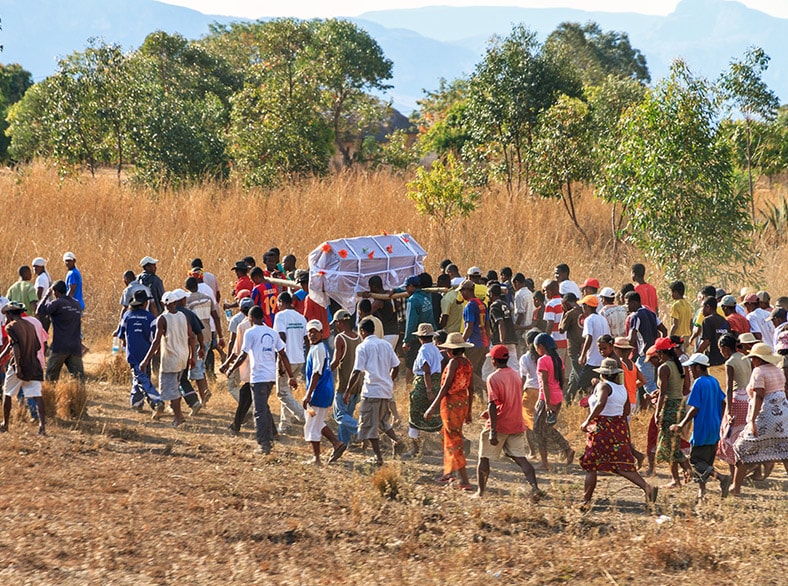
655,398,688,464
734,392,788,464
409,373,443,433
716,395,749,465
580,415,637,473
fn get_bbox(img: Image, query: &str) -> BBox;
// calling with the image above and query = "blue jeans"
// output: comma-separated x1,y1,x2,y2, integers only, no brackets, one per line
252,381,275,447
636,354,657,399
130,363,163,409
334,391,359,445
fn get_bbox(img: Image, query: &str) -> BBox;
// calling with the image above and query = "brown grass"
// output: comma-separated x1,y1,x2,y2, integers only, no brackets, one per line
54,378,88,420
3,163,787,345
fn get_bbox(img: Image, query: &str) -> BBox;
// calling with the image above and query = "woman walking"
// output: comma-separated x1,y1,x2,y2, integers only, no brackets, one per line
404,324,444,458
519,329,542,457
653,337,692,487
716,334,752,475
424,332,474,488
533,333,574,471
580,358,658,509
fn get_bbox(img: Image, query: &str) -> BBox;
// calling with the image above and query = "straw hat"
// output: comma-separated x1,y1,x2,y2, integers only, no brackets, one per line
416,323,436,337
594,358,623,376
744,343,783,366
613,337,633,350
439,332,474,349
737,332,758,345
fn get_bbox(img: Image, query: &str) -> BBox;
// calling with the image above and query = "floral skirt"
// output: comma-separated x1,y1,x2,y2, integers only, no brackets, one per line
716,397,749,465
580,415,637,473
655,398,687,464
440,393,468,474
734,392,788,464
409,374,443,433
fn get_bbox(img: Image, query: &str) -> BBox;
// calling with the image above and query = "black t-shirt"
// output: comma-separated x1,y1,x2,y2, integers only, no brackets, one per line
489,299,518,345
701,313,730,366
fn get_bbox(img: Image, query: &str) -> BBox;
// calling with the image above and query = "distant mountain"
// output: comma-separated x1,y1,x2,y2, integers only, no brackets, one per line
0,0,786,114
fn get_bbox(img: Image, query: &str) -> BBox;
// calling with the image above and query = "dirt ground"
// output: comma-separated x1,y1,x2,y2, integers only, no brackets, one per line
0,357,786,585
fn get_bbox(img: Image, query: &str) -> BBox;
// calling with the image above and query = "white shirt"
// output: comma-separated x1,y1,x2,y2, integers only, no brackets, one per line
413,342,442,376
34,271,52,294
559,279,582,299
514,287,534,329
748,307,775,349
582,312,611,366
234,318,251,383
589,380,628,417
242,323,285,383
353,335,400,399
519,352,538,389
273,308,307,364
197,282,218,332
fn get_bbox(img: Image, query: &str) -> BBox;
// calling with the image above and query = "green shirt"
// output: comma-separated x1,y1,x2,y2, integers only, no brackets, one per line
6,281,38,315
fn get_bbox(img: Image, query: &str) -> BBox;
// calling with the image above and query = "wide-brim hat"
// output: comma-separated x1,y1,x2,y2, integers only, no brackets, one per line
416,323,435,337
594,358,623,375
744,343,783,365
737,332,758,345
439,332,474,349
613,337,633,350
129,289,149,307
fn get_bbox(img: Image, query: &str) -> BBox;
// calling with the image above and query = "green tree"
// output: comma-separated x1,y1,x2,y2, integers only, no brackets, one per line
0,63,33,160
718,46,781,223
544,22,650,86
465,24,582,194
406,152,479,249
600,60,753,284
529,95,593,245
413,77,472,156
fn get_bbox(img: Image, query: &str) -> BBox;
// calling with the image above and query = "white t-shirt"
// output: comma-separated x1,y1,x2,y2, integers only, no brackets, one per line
353,335,400,399
233,318,251,383
273,308,307,364
197,282,217,332
582,312,611,366
514,287,534,329
241,323,285,383
34,271,52,294
519,352,538,389
748,308,775,349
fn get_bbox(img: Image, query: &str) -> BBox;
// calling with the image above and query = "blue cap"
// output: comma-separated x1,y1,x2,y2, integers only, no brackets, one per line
405,276,421,288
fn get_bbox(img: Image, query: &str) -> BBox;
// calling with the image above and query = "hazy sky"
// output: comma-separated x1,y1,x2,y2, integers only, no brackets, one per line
159,0,788,19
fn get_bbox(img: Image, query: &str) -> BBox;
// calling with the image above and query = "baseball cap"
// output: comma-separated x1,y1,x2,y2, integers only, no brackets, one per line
140,256,158,267
715,288,726,298
579,295,599,307
654,337,675,352
166,289,187,303
581,278,600,289
487,344,510,361
466,266,481,276
599,287,616,299
720,295,737,307
744,293,759,304
306,319,323,332
239,298,254,311
459,279,475,291
235,289,251,300
405,276,421,288
681,353,710,367
331,309,352,324
62,251,76,262
31,257,46,267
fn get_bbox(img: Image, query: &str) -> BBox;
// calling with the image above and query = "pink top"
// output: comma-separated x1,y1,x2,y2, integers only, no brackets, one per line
537,354,564,404
747,363,786,397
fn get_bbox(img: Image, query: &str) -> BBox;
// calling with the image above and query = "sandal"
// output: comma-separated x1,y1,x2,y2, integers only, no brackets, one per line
457,483,475,492
436,474,455,485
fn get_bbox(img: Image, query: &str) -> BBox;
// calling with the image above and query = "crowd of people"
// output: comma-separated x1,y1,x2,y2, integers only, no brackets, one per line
2,251,787,505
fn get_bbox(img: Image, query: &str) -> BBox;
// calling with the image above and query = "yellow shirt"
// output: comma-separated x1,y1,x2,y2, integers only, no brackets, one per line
670,298,694,337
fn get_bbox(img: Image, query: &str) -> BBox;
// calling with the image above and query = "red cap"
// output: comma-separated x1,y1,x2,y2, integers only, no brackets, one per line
582,278,600,289
235,289,251,300
487,344,510,361
744,293,759,304
654,337,675,352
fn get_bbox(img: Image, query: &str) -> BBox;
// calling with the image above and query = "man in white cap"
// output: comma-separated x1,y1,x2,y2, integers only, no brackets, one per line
62,252,84,310
599,287,627,338
140,291,195,428
31,258,51,317
138,256,164,316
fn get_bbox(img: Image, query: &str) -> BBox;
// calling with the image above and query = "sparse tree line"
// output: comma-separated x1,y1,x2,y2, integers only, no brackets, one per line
0,19,787,283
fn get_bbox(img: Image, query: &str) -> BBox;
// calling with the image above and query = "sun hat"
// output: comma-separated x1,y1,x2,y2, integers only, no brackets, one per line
1,301,25,315
720,295,737,308
744,343,783,365
645,345,658,358
681,353,710,367
129,289,149,307
654,337,676,352
330,309,352,324
613,337,633,350
31,257,46,267
599,287,616,299
581,278,600,289
594,358,623,375
416,323,435,337
438,332,473,349
737,332,758,345
580,294,599,307
140,256,158,267
466,266,481,276
62,251,76,262
487,344,510,361
306,319,323,332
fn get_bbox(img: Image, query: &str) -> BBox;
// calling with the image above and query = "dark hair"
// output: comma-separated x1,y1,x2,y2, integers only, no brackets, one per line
500,267,512,279
533,290,545,304
53,280,67,295
439,258,453,271
419,272,433,288
670,280,685,296
270,247,280,256
597,334,615,346
278,291,292,304
664,347,685,378
631,263,645,278
368,275,382,288
485,270,498,283
703,296,717,310
18,265,30,277
249,306,264,320
451,347,466,356
434,329,448,345
562,292,577,303
360,318,376,334
719,333,738,352
555,263,570,276
436,273,451,287
625,291,641,304
535,333,563,387
123,270,136,281
701,285,716,297
191,258,203,268
524,277,534,290
620,283,635,297
446,264,459,274
488,284,502,298
669,335,684,346
250,266,264,279
242,256,256,268
358,298,372,313
184,277,198,291
513,272,525,284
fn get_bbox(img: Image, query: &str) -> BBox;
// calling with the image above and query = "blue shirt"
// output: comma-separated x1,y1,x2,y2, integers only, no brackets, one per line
463,298,489,348
687,374,726,446
66,267,85,309
118,309,156,366
305,341,334,408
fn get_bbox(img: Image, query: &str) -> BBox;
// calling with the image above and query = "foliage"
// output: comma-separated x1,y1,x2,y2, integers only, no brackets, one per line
364,128,418,171
529,95,593,245
600,59,754,285
413,78,472,156
406,152,479,228
544,21,650,86
465,24,582,194
0,63,33,160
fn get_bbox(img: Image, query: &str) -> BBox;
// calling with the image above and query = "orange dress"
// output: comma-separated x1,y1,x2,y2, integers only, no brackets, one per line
439,356,473,474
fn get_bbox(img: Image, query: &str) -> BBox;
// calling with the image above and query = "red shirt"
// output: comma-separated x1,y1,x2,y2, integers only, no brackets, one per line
233,275,254,298
304,297,330,340
485,367,526,434
251,282,279,327
635,283,658,313
726,312,750,335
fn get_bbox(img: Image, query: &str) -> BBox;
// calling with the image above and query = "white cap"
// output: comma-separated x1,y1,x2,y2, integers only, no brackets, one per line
162,289,187,305
62,251,76,262
681,353,710,367
31,257,47,267
140,256,158,267
599,287,616,298
466,266,481,276
306,319,323,332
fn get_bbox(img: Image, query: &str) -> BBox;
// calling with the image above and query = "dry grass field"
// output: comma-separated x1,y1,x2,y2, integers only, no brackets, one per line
0,165,787,584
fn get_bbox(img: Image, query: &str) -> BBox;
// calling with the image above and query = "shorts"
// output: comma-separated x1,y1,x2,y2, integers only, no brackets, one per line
188,343,207,380
3,370,42,398
357,397,393,440
159,371,181,401
478,429,527,460
304,405,330,442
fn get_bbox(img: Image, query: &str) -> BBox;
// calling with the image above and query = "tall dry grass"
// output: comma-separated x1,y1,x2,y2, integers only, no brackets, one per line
2,162,788,344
